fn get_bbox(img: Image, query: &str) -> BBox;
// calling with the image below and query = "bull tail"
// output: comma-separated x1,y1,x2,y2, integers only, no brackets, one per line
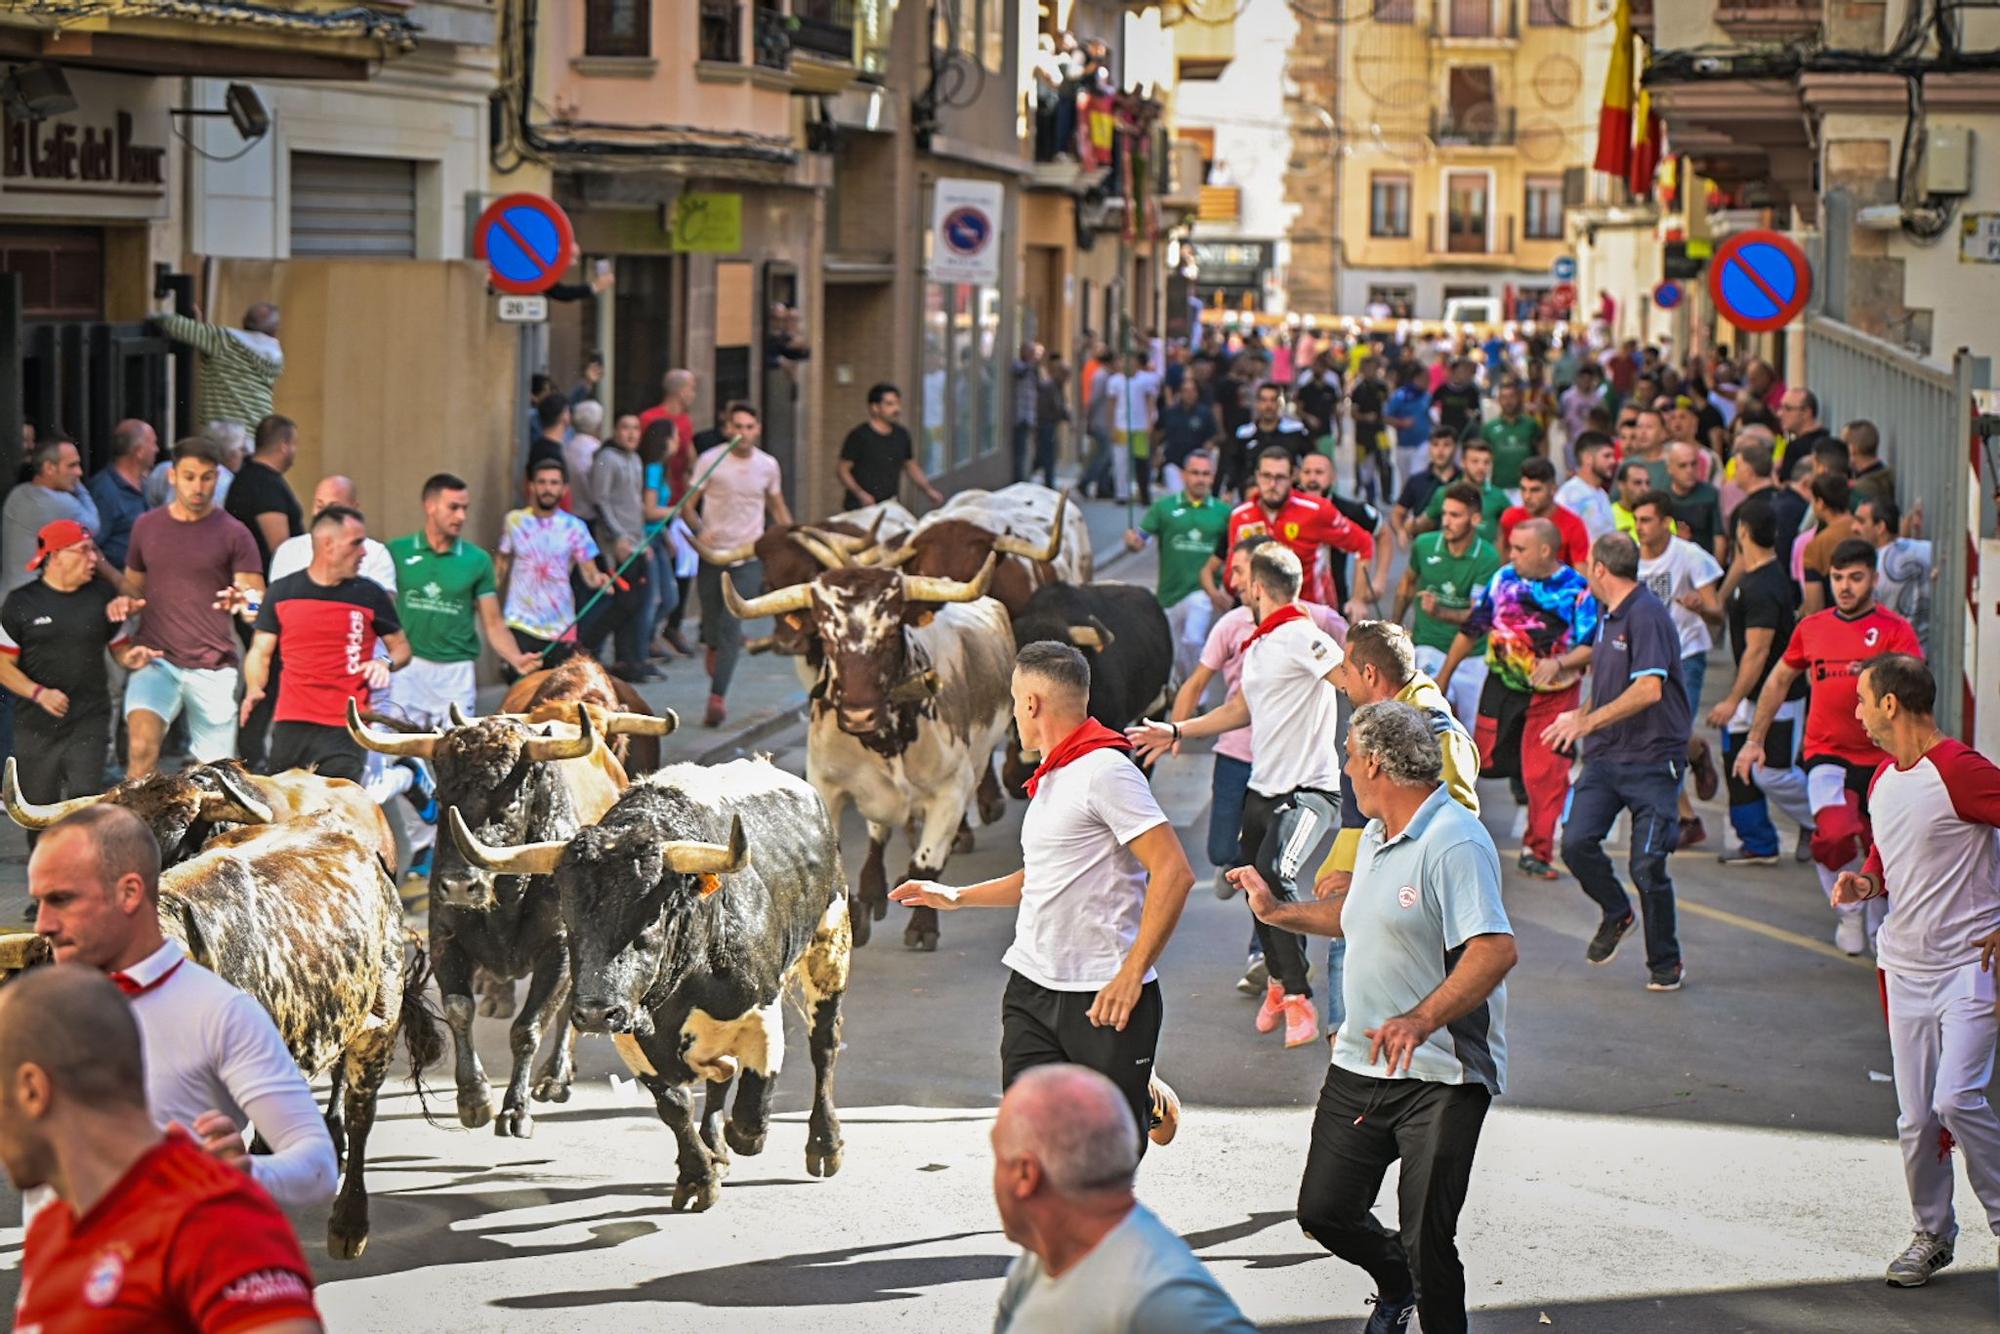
395,936,449,1126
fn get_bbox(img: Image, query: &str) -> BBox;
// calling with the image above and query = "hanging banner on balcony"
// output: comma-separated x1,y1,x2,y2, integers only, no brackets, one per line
931,178,1003,286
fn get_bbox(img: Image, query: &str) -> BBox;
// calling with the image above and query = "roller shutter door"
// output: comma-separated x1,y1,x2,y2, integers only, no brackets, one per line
289,153,416,258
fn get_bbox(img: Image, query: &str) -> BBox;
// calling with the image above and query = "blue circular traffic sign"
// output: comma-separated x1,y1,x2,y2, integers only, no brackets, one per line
1708,229,1812,334
1653,280,1682,310
474,193,577,296
941,205,993,258
1552,255,1577,282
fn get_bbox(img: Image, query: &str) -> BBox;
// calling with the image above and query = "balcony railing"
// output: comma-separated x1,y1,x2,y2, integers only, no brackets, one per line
1431,107,1516,147
698,0,740,62
790,0,854,62
1197,185,1240,223
753,3,791,69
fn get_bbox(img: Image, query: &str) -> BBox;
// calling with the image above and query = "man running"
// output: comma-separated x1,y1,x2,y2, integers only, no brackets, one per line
1124,449,1231,684
1417,438,1508,544
1735,538,1922,954
1838,655,2000,1289
1223,446,1373,610
1498,457,1589,570
1396,482,1502,730
1437,519,1600,880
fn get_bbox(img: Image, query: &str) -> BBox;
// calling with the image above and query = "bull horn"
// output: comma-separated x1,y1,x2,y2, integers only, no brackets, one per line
1068,618,1114,652
2,757,103,830
347,698,440,758
689,534,755,567
991,491,1067,562
788,529,848,570
820,513,884,553
521,705,597,762
854,540,916,567
723,574,814,620
447,807,567,876
904,551,997,604
204,765,276,824
662,814,749,875
447,701,474,728
602,708,679,737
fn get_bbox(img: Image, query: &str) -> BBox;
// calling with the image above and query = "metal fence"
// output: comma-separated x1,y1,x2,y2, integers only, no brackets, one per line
1802,314,1991,737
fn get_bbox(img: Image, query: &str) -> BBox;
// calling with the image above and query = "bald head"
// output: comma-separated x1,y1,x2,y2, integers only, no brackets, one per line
0,963,147,1114
310,474,358,517
243,302,280,337
995,1064,1138,1194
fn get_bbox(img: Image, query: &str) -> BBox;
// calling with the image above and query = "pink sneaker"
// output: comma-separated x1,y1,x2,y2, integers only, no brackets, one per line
1254,980,1284,1033
1282,995,1318,1048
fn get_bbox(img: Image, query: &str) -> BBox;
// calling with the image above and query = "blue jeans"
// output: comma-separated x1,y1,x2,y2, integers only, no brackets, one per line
1722,727,1778,856
1681,652,1707,711
1032,421,1060,487
1207,755,1264,964
1324,938,1346,1033
1560,759,1684,973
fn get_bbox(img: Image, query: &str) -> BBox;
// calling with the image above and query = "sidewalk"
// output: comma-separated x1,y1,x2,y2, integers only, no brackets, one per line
539,493,1150,763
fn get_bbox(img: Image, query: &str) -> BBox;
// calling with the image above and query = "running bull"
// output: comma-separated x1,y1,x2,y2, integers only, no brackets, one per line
447,758,849,1213
1001,582,1172,794
724,555,1014,951
350,700,663,1139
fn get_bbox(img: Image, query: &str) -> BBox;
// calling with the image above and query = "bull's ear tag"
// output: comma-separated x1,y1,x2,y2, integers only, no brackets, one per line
697,873,723,898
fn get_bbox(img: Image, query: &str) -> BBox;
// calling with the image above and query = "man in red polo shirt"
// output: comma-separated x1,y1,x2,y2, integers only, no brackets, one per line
1735,537,1922,955
1498,457,1590,571
1224,445,1374,606
0,964,322,1333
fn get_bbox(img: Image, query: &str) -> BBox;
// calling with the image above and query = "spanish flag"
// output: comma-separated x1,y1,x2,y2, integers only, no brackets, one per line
1629,41,1663,198
1594,0,1633,177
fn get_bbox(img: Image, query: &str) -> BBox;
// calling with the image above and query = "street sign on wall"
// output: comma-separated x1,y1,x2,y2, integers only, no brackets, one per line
1708,229,1812,334
931,178,1003,286
1552,255,1577,282
472,193,577,296
1653,280,1682,310
496,295,547,323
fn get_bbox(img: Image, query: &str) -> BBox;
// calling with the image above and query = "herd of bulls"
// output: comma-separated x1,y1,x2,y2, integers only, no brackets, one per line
0,482,1173,1260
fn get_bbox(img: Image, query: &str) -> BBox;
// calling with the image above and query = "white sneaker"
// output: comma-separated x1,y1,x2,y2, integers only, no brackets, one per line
1885,1230,1954,1286
1835,911,1867,956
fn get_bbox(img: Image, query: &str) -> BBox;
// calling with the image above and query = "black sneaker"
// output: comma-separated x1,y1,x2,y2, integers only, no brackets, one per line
1646,963,1686,992
1586,911,1635,965
1717,848,1780,866
1363,1291,1417,1332
1516,853,1559,880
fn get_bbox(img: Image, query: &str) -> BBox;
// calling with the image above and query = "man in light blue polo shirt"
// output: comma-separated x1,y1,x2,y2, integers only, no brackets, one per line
1233,699,1516,1334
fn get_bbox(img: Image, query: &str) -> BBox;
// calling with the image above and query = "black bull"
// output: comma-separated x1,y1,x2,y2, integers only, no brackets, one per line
1002,582,1172,792
448,759,849,1213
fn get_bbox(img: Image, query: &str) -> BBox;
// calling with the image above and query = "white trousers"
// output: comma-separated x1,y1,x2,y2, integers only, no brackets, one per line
1413,645,1487,734
1887,962,2000,1239
387,657,478,730
1165,590,1216,687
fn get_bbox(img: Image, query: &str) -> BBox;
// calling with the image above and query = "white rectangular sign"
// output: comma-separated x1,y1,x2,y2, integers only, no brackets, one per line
1963,213,2000,264
930,177,1004,286
497,294,548,323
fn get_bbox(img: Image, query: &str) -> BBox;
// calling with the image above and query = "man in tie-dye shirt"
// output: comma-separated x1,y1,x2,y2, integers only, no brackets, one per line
1437,518,1600,878
495,457,608,676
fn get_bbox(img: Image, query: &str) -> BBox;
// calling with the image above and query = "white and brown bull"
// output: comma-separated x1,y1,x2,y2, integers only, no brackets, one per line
3,757,395,870
349,699,665,1140
162,813,440,1258
723,556,1015,951
446,758,849,1213
692,501,915,658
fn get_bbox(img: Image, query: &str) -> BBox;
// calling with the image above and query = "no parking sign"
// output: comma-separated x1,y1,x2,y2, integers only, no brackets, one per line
1708,229,1812,334
931,178,1003,286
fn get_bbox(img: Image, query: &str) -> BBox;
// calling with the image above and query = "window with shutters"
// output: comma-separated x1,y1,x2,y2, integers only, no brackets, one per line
586,0,651,58
288,154,417,259
1369,174,1412,238
1524,176,1565,239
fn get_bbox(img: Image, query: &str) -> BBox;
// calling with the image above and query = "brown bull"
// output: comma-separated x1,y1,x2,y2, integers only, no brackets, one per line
500,649,667,774
3,758,395,871
864,492,1068,618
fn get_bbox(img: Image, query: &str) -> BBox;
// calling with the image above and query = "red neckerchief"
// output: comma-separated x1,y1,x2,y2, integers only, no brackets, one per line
1026,719,1133,798
1241,603,1309,651
109,958,182,998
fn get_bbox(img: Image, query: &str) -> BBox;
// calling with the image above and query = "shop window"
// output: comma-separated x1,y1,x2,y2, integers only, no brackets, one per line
586,0,651,57
1366,285,1415,318
0,229,102,320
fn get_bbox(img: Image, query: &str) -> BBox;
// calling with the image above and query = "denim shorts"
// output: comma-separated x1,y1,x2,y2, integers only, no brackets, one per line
124,660,239,761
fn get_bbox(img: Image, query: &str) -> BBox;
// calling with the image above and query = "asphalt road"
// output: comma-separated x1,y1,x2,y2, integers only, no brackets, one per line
0,497,1995,1331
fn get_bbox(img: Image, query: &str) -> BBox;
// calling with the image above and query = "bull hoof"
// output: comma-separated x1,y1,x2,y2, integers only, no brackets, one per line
671,1178,721,1212
951,826,976,855
326,1225,369,1261
457,1087,494,1130
531,1075,573,1104
871,896,888,922
724,1122,767,1157
850,902,872,947
903,924,939,952
805,1142,844,1178
978,792,1006,826
495,1107,534,1139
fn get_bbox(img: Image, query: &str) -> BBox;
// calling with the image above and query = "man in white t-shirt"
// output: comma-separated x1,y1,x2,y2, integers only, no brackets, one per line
1132,543,1344,1049
892,641,1196,1149
1556,432,1619,540
26,804,337,1209
1837,656,2000,1289
1633,490,1725,846
991,1064,1254,1332
1102,350,1164,505
689,402,792,728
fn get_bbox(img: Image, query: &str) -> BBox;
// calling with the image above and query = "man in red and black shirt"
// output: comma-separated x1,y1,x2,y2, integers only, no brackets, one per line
1223,445,1374,607
243,505,410,783
1736,537,1922,955
1,964,323,1333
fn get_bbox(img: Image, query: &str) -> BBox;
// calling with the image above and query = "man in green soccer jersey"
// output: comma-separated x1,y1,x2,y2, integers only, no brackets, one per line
1397,481,1503,729
1418,437,1509,545
1124,448,1232,683
1479,379,1545,500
